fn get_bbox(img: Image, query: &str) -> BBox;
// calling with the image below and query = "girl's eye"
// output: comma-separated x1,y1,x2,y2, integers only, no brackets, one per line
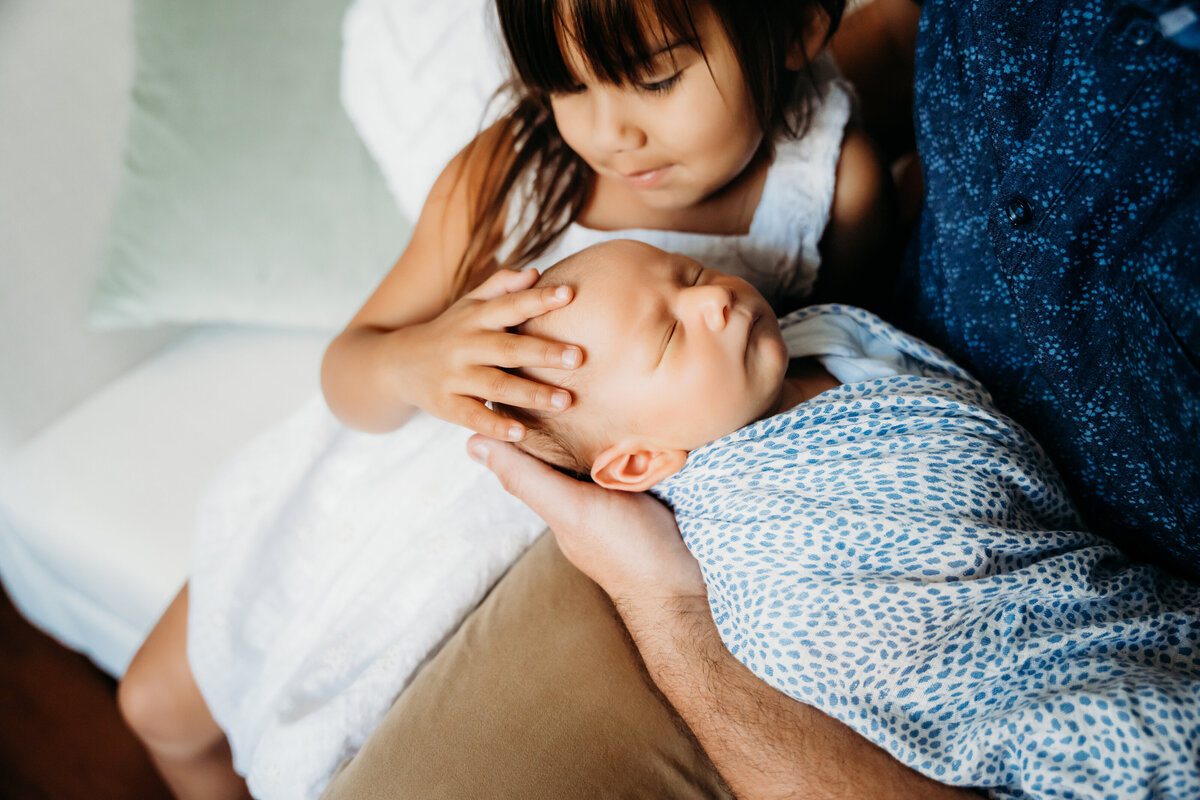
690,265,704,286
640,72,681,94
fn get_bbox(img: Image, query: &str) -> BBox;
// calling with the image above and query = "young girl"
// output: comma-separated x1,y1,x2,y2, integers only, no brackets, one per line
117,1,891,798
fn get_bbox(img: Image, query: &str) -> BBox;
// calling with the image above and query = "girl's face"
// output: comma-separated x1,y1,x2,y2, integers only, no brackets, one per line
547,4,764,212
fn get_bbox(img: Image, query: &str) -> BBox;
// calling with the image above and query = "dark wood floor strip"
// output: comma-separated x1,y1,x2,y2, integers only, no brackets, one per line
0,583,172,799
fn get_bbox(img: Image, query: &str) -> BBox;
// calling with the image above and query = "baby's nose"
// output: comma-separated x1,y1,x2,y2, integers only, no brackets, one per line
684,285,733,331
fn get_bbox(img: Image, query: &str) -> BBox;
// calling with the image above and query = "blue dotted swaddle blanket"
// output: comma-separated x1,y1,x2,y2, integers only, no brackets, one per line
651,305,1200,799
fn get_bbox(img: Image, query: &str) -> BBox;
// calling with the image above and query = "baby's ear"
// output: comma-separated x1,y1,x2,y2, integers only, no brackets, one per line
591,444,687,492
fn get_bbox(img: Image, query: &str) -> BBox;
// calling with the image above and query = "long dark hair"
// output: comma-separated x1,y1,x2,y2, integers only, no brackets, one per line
450,0,846,299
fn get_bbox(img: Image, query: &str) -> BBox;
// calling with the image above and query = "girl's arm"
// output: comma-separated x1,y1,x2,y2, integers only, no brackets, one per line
828,0,921,163
321,125,581,438
809,0,923,318
809,125,899,315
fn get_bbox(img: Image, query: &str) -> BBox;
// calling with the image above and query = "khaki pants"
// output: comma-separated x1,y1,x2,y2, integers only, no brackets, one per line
321,531,731,799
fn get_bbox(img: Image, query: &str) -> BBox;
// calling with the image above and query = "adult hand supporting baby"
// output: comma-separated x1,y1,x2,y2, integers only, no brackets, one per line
467,435,703,603
469,435,980,800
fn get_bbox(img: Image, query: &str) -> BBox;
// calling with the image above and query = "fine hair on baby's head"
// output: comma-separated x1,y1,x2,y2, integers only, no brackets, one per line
493,258,596,479
451,0,847,298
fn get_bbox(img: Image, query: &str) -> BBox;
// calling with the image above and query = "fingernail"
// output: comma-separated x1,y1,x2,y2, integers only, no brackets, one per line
562,347,581,368
554,286,570,301
551,390,570,410
508,424,524,441
468,440,490,463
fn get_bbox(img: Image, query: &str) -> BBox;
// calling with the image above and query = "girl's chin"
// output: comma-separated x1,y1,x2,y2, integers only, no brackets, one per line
630,188,696,211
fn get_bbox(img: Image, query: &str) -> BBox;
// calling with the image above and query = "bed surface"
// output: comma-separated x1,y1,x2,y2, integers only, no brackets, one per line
0,327,328,676
0,0,377,676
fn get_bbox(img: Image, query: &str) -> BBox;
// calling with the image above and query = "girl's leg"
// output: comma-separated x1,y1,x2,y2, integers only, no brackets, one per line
117,584,250,800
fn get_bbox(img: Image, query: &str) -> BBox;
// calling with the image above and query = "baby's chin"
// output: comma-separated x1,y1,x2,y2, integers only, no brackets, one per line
758,322,789,376
749,327,791,419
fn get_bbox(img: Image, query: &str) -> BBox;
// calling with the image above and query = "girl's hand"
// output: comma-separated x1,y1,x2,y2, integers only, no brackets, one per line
467,435,706,604
399,269,582,440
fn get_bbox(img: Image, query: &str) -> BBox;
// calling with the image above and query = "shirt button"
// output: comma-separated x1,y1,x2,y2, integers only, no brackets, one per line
1006,195,1033,225
1130,19,1155,46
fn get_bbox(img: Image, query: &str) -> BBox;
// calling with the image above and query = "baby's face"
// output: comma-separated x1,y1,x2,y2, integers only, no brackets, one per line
528,240,788,459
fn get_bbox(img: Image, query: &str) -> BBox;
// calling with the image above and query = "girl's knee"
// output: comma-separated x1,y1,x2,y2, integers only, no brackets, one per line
117,663,172,740
117,657,216,752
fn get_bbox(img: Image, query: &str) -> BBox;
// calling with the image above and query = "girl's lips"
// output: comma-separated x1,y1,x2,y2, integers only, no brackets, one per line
623,166,670,190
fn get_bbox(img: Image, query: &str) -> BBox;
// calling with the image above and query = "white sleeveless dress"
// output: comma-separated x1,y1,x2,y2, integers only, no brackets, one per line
187,62,853,800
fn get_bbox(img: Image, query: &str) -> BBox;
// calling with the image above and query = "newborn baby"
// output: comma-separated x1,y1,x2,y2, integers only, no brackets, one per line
501,239,1200,800
499,238,843,486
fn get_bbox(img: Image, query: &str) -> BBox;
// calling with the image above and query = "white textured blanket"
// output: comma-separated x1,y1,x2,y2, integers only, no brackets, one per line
188,397,544,800
652,306,1200,799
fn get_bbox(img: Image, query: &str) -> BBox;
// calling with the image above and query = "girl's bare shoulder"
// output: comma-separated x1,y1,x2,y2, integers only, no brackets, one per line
827,126,888,229
349,121,517,329
809,125,898,311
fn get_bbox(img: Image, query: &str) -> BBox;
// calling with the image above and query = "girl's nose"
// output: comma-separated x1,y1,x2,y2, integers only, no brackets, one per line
680,285,734,332
591,92,645,154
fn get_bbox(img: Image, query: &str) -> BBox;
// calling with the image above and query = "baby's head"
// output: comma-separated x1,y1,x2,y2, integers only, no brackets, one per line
498,240,789,490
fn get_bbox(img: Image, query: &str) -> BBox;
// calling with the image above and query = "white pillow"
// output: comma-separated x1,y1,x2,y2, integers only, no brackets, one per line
341,0,510,221
91,0,409,330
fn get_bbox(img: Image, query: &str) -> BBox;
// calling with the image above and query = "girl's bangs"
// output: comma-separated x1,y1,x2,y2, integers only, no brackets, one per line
503,0,703,93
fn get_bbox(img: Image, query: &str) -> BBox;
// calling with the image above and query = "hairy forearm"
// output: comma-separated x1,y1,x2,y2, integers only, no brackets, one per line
615,595,980,800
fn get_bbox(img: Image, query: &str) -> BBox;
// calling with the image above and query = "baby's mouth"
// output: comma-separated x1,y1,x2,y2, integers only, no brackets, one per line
743,310,761,357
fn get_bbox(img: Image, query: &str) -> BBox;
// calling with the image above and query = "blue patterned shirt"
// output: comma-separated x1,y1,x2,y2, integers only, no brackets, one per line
896,0,1200,577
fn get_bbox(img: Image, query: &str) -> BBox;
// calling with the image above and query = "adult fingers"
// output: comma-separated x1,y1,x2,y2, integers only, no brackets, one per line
477,284,573,329
469,436,686,595
466,268,539,302
466,366,573,413
467,436,592,525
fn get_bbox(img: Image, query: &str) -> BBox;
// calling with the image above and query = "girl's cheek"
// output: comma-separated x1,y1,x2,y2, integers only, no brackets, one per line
548,99,585,144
